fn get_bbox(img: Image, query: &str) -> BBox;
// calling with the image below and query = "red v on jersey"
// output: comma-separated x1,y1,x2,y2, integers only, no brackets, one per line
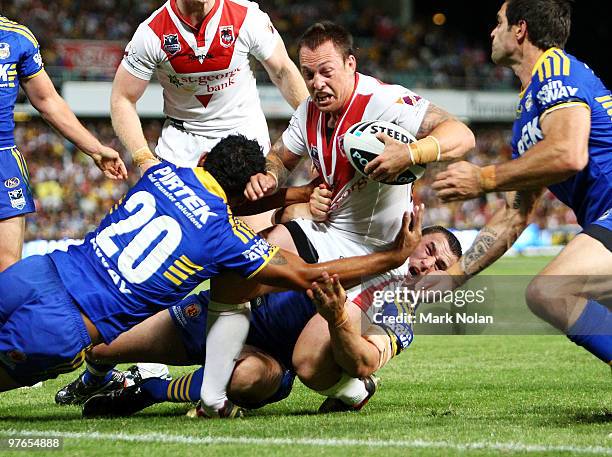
148,0,248,74
306,74,372,198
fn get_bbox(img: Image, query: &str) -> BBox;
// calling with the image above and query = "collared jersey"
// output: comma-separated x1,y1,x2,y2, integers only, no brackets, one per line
282,73,430,246
49,162,278,343
511,48,612,227
122,0,278,137
0,16,44,149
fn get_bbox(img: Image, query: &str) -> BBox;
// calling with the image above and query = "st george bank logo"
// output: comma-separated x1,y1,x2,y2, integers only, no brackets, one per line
4,177,20,188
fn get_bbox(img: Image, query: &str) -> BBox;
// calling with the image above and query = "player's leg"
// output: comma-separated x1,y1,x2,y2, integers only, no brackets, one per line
0,147,36,272
0,216,25,272
525,230,612,364
292,302,375,410
56,304,193,405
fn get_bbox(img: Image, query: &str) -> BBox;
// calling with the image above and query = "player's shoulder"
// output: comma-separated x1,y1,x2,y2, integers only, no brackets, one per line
530,47,594,87
0,16,39,48
357,73,425,115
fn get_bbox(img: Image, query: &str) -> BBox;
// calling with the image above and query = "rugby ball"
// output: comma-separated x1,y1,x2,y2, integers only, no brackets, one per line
343,120,426,185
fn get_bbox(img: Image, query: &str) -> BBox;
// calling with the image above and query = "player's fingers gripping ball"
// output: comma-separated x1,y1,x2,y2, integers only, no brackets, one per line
343,120,426,185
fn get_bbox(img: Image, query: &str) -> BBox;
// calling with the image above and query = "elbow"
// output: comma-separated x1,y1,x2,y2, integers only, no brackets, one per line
558,147,588,174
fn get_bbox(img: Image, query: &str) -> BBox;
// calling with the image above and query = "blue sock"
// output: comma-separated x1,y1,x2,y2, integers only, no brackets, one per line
141,367,203,403
567,300,612,365
82,360,116,386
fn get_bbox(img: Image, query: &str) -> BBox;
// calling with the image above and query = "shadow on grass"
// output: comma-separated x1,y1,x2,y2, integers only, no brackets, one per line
542,408,612,426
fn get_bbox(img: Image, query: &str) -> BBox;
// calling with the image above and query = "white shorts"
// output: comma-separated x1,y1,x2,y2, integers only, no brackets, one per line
293,218,409,311
155,120,272,168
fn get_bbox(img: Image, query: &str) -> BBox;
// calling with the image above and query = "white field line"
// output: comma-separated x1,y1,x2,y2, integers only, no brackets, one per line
1,429,611,455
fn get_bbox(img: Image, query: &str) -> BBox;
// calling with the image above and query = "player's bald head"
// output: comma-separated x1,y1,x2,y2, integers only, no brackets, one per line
503,0,572,50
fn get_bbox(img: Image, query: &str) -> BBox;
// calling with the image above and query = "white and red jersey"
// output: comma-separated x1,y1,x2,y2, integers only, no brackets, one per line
122,0,277,140
282,73,430,247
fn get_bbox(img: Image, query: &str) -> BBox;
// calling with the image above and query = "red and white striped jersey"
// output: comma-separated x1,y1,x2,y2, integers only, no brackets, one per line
122,0,278,138
282,73,430,247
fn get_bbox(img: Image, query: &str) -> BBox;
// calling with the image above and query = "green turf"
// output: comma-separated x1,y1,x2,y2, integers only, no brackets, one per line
1,256,611,456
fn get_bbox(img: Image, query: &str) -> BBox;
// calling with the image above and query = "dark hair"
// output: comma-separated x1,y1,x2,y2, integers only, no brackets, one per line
297,21,355,60
203,134,265,198
422,225,463,261
505,0,572,50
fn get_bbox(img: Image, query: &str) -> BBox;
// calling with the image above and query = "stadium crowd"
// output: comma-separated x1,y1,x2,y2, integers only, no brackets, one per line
17,119,576,242
6,0,516,90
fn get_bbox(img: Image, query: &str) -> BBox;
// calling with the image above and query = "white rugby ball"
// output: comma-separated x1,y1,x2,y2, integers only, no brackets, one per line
342,120,425,185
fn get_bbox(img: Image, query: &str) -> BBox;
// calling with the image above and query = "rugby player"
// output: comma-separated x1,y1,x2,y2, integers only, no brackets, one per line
0,16,126,272
430,0,612,366
0,135,419,413
112,0,307,172
243,21,474,409
52,226,460,418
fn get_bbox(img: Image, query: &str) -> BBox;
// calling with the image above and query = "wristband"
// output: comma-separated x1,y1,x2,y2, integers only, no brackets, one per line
408,136,441,164
479,165,497,192
132,146,158,167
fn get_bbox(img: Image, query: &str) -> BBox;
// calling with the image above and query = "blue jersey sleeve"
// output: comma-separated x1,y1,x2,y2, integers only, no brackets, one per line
15,25,43,79
531,48,591,117
214,215,279,278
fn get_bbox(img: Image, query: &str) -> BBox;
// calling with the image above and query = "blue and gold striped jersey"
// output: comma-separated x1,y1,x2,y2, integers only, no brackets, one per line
511,48,612,227
0,16,44,149
49,162,279,343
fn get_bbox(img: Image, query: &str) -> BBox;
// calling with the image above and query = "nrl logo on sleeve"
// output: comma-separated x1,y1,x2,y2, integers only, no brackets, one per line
163,34,181,55
219,25,235,48
0,43,10,59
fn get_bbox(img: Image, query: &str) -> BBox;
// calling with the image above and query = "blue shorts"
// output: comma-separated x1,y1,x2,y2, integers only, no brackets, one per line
584,208,612,252
169,290,317,407
0,146,35,220
0,255,91,386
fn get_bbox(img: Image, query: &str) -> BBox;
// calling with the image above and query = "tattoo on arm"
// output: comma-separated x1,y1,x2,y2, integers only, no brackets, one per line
460,227,499,275
269,251,288,265
416,104,452,138
266,143,291,186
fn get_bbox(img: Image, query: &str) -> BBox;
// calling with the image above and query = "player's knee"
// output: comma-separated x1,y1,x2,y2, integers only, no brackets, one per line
525,276,567,329
229,355,280,403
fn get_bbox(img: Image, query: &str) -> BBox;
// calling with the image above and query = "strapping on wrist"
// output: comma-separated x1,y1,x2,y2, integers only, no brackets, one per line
132,146,158,167
479,165,497,192
408,136,441,164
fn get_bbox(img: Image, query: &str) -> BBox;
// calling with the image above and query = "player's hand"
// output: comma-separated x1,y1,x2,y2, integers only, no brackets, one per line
391,204,424,267
90,145,128,180
309,183,332,221
244,172,278,201
307,272,348,326
432,161,484,202
364,133,412,182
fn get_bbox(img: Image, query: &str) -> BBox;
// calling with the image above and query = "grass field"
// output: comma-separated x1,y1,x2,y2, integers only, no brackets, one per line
1,256,611,456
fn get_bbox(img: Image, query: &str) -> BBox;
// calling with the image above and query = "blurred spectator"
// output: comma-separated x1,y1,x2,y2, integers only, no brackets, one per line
7,0,517,89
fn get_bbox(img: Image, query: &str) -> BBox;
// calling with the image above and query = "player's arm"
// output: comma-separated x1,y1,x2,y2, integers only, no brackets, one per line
431,189,543,289
365,103,475,182
110,65,159,173
245,137,303,200
20,70,127,180
233,181,315,216
254,206,423,291
308,276,381,378
261,39,309,110
433,106,590,202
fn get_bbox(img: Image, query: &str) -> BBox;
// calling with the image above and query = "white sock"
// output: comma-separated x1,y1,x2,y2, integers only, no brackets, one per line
317,373,368,405
200,301,250,414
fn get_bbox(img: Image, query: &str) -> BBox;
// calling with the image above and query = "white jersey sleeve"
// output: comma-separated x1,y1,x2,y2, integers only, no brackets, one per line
281,100,309,156
122,23,163,81
241,4,279,62
378,88,430,137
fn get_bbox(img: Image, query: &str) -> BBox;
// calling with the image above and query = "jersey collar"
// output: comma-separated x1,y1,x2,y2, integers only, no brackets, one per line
170,0,221,47
519,47,561,99
193,168,228,203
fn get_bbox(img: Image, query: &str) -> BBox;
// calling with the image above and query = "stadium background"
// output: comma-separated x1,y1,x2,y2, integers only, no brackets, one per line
6,0,612,253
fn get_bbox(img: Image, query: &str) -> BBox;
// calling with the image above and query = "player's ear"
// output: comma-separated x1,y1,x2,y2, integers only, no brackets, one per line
515,20,528,43
345,55,357,72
